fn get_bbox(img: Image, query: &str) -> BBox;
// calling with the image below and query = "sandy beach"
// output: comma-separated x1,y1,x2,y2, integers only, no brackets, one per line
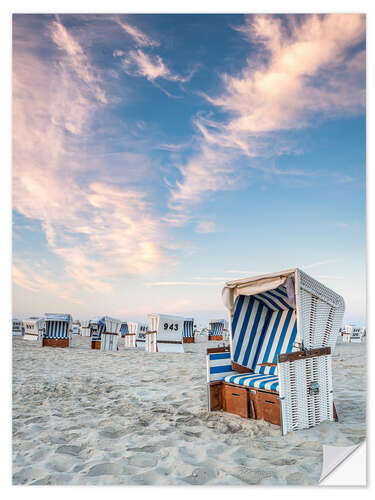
12,336,366,486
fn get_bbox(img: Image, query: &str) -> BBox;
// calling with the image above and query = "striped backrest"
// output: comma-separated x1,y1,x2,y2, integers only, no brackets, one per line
45,320,70,339
92,322,105,341
183,318,194,338
232,286,297,375
210,320,224,335
120,322,129,336
207,351,233,382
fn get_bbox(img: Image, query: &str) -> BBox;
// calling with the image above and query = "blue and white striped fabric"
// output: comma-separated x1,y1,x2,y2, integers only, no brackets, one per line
120,322,129,337
210,321,224,336
44,314,72,339
92,322,105,341
207,351,237,382
183,318,194,338
222,373,279,392
231,286,297,375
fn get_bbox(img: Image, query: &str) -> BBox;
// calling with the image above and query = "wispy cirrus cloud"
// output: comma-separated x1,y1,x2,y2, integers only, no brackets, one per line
168,14,365,213
116,18,159,47
116,49,196,84
13,16,170,297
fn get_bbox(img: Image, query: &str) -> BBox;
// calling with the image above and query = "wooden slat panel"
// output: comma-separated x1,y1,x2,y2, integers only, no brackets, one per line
278,347,331,363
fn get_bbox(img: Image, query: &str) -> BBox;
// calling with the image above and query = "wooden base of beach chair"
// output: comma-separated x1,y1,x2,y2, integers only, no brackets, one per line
209,381,281,426
183,337,195,343
42,338,69,348
91,340,101,350
208,335,223,341
223,384,249,418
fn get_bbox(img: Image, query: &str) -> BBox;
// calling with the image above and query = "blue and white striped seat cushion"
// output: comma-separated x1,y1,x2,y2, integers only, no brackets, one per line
222,372,279,392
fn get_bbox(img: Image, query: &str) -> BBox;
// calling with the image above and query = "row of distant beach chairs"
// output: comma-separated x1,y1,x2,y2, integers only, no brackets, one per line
13,315,230,352
13,268,350,436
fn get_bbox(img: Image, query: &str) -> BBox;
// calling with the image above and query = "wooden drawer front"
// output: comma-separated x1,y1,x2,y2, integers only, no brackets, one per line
209,383,223,411
258,392,280,426
208,335,223,341
91,340,101,350
223,384,248,418
43,338,69,348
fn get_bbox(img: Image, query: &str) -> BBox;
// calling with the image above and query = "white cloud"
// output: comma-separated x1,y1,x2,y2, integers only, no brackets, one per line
13,18,170,297
116,19,159,47
168,14,365,212
117,49,196,83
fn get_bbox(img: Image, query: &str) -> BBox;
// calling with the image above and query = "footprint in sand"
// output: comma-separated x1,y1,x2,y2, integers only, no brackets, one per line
86,462,124,476
55,444,82,456
99,427,127,439
183,466,215,485
270,458,297,466
127,454,158,468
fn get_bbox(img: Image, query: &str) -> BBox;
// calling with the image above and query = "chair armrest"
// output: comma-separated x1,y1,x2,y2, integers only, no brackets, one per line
257,362,277,367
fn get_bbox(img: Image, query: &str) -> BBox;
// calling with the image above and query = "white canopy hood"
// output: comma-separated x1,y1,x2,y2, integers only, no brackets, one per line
222,268,297,311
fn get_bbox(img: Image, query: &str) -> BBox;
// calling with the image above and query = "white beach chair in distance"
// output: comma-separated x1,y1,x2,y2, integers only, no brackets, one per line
80,320,91,336
183,318,195,343
43,313,72,348
123,322,138,348
91,316,122,352
146,314,185,353
342,325,366,343
22,317,44,341
135,323,148,349
206,268,345,434
208,319,227,341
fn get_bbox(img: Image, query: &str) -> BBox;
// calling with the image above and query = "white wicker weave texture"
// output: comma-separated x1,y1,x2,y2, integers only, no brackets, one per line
278,354,333,434
297,270,345,352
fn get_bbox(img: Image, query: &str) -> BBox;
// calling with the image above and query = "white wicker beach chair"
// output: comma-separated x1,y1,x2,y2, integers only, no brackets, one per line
22,317,44,341
43,313,72,348
123,321,138,348
206,268,345,434
183,318,195,343
91,316,121,351
146,314,185,353
80,320,91,336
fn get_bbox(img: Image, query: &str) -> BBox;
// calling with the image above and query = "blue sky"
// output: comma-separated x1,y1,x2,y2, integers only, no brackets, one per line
12,13,366,325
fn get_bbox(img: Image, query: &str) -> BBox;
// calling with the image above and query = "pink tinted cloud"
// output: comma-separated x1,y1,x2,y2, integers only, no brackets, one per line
13,18,170,297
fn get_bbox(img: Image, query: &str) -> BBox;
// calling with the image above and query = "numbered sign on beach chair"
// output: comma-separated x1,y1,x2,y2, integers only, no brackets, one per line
206,268,345,434
80,320,91,336
43,313,72,348
123,322,138,348
183,318,195,343
146,314,184,353
91,316,121,352
135,323,148,349
22,317,44,341
208,319,226,341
